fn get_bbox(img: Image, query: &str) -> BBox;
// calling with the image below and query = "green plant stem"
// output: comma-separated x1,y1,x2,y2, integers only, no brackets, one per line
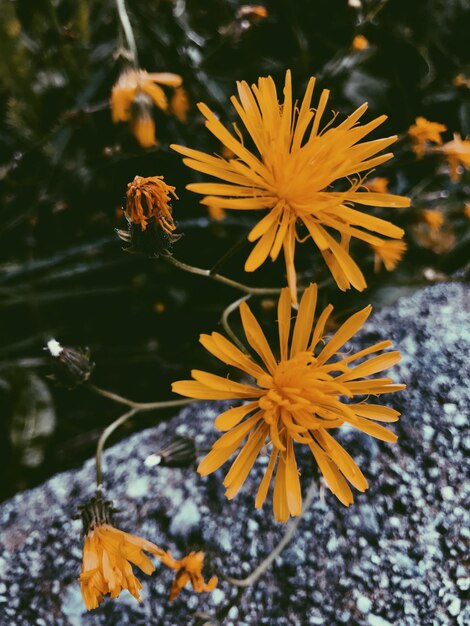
220,296,251,354
115,0,139,66
90,383,194,411
227,478,317,587
95,408,136,489
161,251,281,296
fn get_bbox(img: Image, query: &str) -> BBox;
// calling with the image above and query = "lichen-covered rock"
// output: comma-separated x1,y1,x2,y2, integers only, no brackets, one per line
0,283,469,626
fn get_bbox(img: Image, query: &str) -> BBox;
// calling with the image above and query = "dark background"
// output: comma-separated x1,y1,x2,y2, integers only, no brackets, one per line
1,0,469,500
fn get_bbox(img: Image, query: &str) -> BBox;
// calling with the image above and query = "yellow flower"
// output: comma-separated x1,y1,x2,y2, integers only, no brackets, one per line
437,133,470,182
170,86,190,123
207,205,227,221
352,34,369,51
365,176,389,194
172,284,405,522
161,551,218,601
371,239,407,272
171,71,409,303
111,69,182,147
420,209,444,231
78,496,169,610
125,175,178,233
408,116,447,157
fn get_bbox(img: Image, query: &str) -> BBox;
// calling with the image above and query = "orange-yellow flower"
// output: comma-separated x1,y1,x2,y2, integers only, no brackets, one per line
111,69,182,147
170,86,190,123
352,35,369,51
436,133,470,182
371,239,407,272
125,175,178,233
78,495,169,610
408,117,447,157
161,551,218,601
172,71,409,303
365,177,389,194
172,284,404,522
420,209,444,231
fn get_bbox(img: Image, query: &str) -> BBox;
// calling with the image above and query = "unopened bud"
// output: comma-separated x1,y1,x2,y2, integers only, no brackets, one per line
45,339,95,389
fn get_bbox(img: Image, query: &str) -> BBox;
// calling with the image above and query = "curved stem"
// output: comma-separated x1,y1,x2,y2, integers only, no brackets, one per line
227,478,317,587
96,408,136,488
208,234,250,277
115,0,139,66
161,252,281,296
89,383,195,411
220,296,251,354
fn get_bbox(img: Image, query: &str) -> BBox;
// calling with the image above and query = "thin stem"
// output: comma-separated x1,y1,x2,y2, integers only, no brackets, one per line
220,296,251,354
208,234,250,277
115,0,139,66
96,408,136,488
90,384,195,411
227,478,317,587
161,251,281,296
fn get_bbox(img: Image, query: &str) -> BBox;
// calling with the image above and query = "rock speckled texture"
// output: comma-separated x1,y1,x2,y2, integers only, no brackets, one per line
0,283,469,626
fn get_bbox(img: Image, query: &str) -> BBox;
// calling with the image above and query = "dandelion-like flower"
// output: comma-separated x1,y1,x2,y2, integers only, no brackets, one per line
78,496,169,610
437,133,470,182
172,284,405,522
371,239,407,272
408,117,447,157
125,175,177,233
111,69,183,147
171,71,409,302
161,551,218,601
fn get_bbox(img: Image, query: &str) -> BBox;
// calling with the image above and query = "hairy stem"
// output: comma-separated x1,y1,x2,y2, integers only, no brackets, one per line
90,384,194,411
115,0,139,66
220,296,251,354
95,408,136,488
161,251,281,296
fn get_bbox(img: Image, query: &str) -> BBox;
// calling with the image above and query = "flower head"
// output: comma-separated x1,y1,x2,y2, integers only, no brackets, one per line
420,209,444,232
436,133,470,182
78,495,168,610
125,175,178,233
408,117,447,157
111,69,182,147
352,35,369,51
172,71,409,303
161,551,218,602
371,239,407,272
45,339,94,388
172,284,405,522
170,86,190,123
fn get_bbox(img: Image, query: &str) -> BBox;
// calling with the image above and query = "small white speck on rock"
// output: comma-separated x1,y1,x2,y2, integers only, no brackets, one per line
356,593,372,613
368,615,394,626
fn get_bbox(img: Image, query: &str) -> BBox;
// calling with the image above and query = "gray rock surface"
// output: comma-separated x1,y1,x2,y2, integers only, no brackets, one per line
0,282,469,626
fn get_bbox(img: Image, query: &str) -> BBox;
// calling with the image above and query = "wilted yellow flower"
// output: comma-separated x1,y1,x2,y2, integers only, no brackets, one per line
372,239,407,272
162,551,218,601
352,34,369,51
170,86,190,123
172,284,404,522
78,496,168,610
125,175,177,233
437,133,470,182
408,117,447,157
365,177,389,194
420,209,444,231
111,69,182,147
172,71,409,303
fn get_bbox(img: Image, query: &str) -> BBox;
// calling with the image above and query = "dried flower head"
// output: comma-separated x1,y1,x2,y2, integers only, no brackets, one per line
78,495,169,610
111,69,182,147
162,551,218,602
45,339,94,388
408,117,447,157
371,239,407,272
173,284,405,522
436,133,470,182
125,175,177,233
144,435,197,469
172,71,409,303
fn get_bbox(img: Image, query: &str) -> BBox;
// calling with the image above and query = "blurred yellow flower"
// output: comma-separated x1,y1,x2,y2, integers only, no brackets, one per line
170,86,190,123
464,202,470,220
372,239,407,272
420,209,444,231
172,71,409,303
162,551,218,601
172,284,404,522
352,35,369,51
111,69,182,147
365,177,389,194
125,175,177,233
408,117,447,157
437,133,470,182
208,205,227,221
